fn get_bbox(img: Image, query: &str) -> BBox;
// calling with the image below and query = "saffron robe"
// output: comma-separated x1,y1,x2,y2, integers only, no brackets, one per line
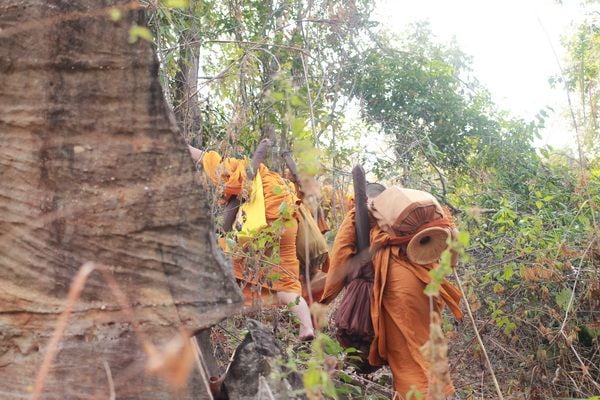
321,209,463,398
202,151,302,296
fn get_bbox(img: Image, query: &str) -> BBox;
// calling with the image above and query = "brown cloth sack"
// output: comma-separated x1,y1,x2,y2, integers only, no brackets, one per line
368,187,444,235
334,250,378,373
296,203,329,279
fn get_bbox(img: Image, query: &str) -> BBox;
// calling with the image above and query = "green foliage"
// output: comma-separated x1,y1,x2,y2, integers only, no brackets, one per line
405,386,423,400
128,25,153,43
108,8,122,22
163,0,189,8
148,0,376,154
276,333,364,399
555,16,600,154
346,25,498,169
555,288,573,311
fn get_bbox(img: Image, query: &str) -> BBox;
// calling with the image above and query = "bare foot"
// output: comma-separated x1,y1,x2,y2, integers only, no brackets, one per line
299,327,315,341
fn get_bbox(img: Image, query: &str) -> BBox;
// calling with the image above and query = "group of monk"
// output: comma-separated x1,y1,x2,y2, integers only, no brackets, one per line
188,144,463,399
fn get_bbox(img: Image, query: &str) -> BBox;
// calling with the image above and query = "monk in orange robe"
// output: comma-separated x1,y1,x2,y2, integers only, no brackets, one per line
321,206,463,398
189,146,315,340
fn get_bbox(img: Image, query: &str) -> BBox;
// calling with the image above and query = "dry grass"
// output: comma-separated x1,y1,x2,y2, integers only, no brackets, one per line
31,262,197,400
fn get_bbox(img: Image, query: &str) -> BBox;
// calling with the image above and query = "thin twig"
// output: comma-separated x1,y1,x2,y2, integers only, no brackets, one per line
103,360,116,400
558,239,594,336
537,17,585,169
32,262,97,400
344,371,395,397
453,268,505,400
561,330,600,391
301,53,318,144
31,261,164,399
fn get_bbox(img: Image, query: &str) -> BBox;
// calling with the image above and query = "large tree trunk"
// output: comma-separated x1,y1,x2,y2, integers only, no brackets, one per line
0,1,242,399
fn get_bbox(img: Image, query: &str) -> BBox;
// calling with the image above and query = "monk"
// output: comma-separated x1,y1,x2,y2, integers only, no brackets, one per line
188,145,315,340
321,184,463,399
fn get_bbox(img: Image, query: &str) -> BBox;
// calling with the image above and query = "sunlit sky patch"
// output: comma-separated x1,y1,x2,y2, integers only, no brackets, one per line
374,0,593,150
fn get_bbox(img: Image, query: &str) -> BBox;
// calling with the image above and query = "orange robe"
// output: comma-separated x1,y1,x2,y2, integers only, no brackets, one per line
202,151,302,298
321,210,463,398
320,209,359,304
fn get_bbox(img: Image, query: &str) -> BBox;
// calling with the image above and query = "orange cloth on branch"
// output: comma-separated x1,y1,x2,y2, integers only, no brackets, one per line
203,151,302,297
320,209,464,398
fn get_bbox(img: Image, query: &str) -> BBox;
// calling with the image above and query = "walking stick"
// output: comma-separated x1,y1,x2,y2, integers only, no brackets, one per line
333,164,378,373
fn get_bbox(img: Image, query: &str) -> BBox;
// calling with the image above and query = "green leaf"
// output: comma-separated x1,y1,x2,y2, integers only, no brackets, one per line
501,264,514,280
338,371,353,384
457,231,470,247
128,25,153,43
577,215,590,226
291,117,305,136
271,91,285,101
322,375,338,398
555,288,572,311
406,385,423,400
322,337,343,355
267,272,282,282
225,238,236,250
303,368,321,389
290,95,305,107
424,281,441,297
278,202,289,215
164,0,189,8
108,8,122,21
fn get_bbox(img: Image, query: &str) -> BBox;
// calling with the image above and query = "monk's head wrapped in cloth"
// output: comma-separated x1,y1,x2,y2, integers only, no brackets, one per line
367,186,459,266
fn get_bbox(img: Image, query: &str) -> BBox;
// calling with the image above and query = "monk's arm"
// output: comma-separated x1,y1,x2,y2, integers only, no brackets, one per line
320,210,358,304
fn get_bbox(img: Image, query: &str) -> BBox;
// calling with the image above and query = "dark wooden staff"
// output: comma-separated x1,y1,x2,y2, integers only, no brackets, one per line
333,164,378,373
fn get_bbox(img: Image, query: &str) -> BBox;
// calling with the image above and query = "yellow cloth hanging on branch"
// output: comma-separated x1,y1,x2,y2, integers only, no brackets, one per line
235,173,268,242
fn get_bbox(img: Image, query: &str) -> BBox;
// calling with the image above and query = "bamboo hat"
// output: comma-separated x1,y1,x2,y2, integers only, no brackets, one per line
406,227,451,265
368,186,458,265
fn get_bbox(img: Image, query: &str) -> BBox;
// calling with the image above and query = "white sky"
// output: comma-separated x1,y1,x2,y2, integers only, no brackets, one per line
373,0,592,149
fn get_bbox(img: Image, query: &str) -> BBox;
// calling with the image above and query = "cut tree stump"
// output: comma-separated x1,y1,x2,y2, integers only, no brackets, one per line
0,1,243,399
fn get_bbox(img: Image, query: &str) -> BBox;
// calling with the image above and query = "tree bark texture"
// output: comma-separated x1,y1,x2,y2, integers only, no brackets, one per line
0,1,242,398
